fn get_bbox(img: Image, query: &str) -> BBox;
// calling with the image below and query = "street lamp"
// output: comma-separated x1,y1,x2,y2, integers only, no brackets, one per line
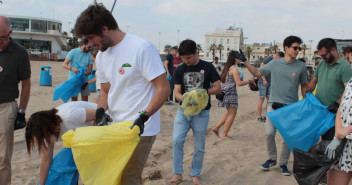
243,37,248,49
309,40,313,66
177,30,180,44
68,21,71,35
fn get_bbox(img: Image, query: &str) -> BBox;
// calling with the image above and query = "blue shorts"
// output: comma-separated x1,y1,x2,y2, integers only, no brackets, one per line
258,80,270,98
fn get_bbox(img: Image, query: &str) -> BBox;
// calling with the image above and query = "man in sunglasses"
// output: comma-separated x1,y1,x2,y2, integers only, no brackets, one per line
308,38,352,138
62,38,93,101
237,35,308,176
0,15,31,185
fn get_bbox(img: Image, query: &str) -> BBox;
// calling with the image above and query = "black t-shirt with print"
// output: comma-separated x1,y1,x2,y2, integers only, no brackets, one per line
174,60,220,110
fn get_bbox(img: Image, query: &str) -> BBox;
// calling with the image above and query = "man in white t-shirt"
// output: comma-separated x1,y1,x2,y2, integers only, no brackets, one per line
73,4,170,185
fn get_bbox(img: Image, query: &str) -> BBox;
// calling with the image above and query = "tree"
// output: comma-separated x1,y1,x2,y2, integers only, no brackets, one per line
265,48,271,56
271,45,279,53
164,44,172,54
244,46,252,62
23,37,34,49
301,44,307,59
217,44,224,62
67,36,79,50
209,43,217,61
62,31,68,36
196,44,202,56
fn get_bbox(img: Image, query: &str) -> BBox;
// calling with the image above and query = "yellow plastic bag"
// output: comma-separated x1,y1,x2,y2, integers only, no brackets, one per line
181,89,209,116
62,121,140,185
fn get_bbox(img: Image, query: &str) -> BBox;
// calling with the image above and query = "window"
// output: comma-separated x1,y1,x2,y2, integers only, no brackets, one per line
207,38,210,43
9,18,29,31
31,20,47,33
227,39,230,44
220,39,223,44
227,47,230,51
206,52,209,57
234,39,237,44
234,46,237,50
213,38,216,44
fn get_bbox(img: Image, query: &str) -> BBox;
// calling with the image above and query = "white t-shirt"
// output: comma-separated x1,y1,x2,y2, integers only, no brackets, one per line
57,101,97,138
96,33,165,136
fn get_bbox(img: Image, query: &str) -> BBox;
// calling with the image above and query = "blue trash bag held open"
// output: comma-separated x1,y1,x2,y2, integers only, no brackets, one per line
267,93,335,153
53,66,85,103
37,148,79,185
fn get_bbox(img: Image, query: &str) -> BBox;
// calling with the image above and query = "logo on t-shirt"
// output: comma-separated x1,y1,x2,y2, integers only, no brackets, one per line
291,73,296,78
184,72,204,92
118,63,132,75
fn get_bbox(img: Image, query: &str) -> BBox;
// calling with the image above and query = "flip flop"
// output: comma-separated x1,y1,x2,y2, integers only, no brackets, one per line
220,136,233,140
192,176,202,185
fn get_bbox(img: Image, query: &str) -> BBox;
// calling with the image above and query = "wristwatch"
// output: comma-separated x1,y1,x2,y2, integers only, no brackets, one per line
19,109,26,114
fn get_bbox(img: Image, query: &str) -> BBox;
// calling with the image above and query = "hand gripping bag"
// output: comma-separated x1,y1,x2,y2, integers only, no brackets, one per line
53,66,86,103
181,89,209,116
293,139,346,185
37,148,79,185
62,121,140,185
266,93,335,153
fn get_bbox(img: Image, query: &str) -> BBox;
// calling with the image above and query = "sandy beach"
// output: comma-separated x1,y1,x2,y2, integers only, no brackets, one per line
12,60,300,185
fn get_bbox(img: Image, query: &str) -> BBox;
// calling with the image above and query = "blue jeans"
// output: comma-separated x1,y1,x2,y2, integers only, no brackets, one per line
172,108,210,176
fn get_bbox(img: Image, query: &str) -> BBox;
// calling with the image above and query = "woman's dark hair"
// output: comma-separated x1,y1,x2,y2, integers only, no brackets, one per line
283,35,303,51
74,3,118,38
179,39,197,56
220,51,237,83
25,108,62,154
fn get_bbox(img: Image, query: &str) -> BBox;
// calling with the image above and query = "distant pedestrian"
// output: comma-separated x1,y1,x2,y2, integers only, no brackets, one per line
62,38,93,102
164,46,178,105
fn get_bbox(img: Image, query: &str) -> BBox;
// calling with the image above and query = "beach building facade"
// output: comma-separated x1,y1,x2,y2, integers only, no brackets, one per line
203,28,244,62
6,15,70,60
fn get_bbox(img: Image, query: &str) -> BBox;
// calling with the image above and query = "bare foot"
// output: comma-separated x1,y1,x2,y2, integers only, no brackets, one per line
168,174,183,184
192,176,202,185
212,128,219,137
220,135,233,140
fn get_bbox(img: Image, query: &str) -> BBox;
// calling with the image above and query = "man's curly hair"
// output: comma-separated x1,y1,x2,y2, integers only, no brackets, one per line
74,3,118,38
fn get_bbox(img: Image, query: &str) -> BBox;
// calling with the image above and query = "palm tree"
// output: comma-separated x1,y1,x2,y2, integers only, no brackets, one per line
244,46,252,62
217,44,224,62
301,44,307,59
164,44,172,54
196,44,202,56
265,48,271,56
209,43,217,61
271,45,279,53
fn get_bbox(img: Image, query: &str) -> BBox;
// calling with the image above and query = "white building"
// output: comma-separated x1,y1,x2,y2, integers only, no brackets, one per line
203,28,243,61
6,15,69,58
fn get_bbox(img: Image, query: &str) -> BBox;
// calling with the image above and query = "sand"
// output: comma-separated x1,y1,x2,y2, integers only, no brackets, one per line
11,60,299,185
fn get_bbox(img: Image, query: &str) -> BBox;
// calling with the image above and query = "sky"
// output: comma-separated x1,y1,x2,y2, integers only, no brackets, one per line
1,0,352,51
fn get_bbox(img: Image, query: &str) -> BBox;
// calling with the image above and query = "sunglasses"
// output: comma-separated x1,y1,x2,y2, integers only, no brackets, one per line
291,46,302,51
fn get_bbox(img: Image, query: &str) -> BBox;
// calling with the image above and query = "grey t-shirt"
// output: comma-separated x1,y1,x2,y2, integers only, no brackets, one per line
259,58,308,104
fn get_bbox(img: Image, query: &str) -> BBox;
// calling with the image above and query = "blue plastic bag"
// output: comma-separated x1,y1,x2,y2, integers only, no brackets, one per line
53,66,85,103
38,148,79,185
267,93,335,153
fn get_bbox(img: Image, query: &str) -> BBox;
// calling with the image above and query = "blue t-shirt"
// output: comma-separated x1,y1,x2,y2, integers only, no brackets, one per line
66,48,93,79
259,56,273,83
165,53,174,76
174,60,220,110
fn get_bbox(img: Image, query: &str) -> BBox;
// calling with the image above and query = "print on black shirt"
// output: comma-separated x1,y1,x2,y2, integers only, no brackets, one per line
183,72,204,92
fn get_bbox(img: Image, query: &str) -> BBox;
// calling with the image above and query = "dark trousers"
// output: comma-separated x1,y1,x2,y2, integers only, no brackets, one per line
168,77,174,102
